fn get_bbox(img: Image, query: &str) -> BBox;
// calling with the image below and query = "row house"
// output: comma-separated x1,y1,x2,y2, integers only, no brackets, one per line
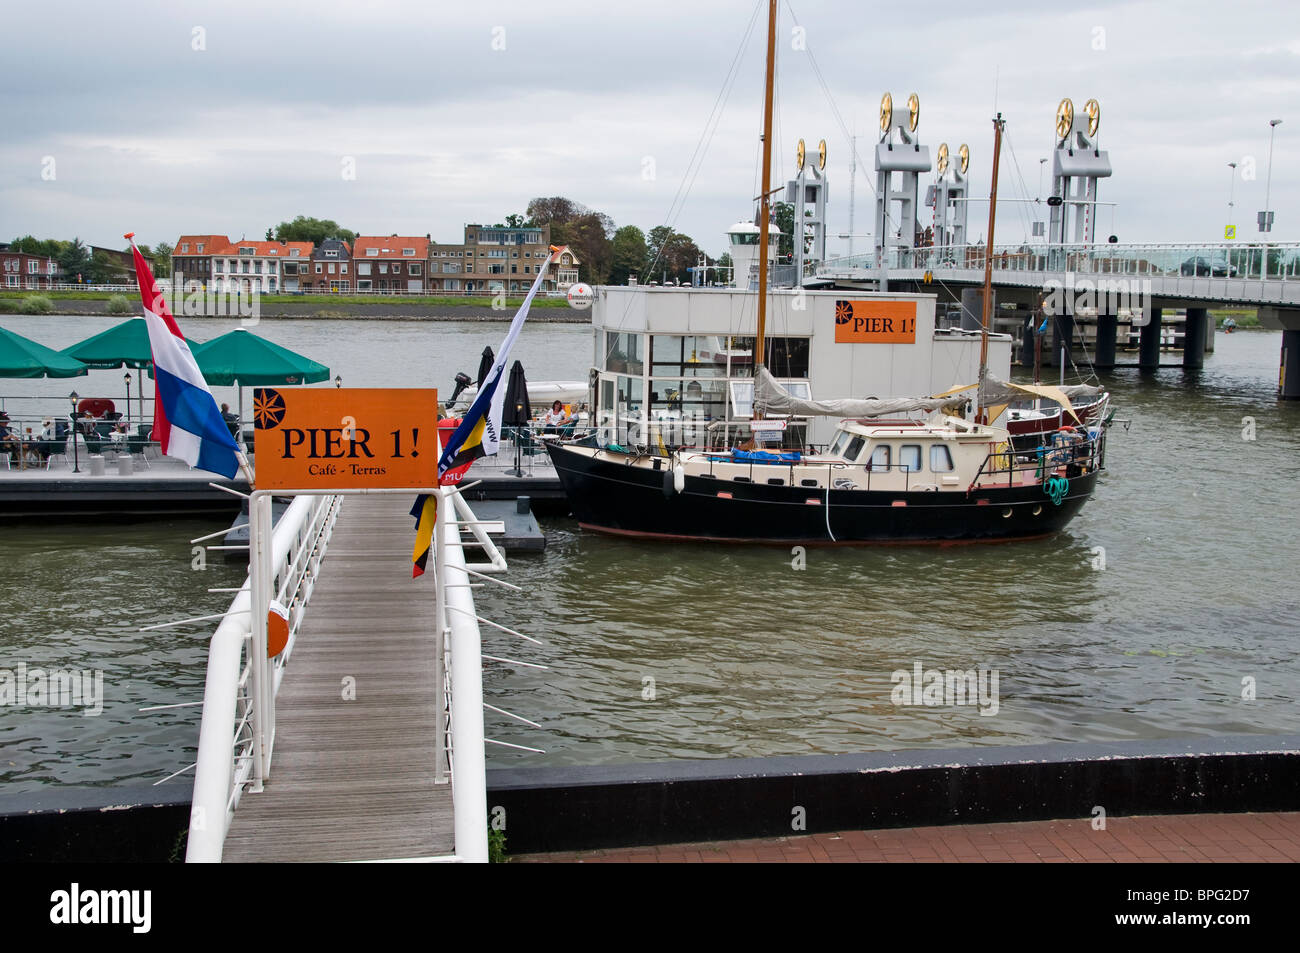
212,240,314,293
352,236,428,293
427,224,577,293
174,235,228,288
299,239,352,293
1,250,58,289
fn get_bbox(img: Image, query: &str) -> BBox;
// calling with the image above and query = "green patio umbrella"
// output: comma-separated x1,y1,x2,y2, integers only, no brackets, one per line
188,328,331,426
61,318,174,423
0,325,89,378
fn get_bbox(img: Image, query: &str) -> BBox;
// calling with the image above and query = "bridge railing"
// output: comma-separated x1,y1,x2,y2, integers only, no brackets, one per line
186,493,341,862
821,242,1300,283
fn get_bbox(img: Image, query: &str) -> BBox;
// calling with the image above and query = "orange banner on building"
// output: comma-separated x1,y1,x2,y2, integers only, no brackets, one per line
833,299,918,343
252,387,439,490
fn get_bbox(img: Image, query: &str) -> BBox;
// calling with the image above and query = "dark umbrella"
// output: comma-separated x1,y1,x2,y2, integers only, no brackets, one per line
476,346,495,388
502,360,530,425
502,360,530,476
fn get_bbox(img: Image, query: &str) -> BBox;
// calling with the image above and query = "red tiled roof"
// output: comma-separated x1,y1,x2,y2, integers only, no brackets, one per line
175,235,231,254
174,236,315,258
353,236,430,259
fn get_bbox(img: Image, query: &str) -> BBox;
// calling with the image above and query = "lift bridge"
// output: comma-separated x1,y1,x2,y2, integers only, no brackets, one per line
792,94,1300,397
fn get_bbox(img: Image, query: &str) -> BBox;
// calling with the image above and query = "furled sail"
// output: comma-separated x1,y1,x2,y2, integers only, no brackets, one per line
753,366,970,418
753,367,1103,421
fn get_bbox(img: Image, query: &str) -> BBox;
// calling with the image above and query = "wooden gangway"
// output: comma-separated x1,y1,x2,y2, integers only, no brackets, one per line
221,495,453,862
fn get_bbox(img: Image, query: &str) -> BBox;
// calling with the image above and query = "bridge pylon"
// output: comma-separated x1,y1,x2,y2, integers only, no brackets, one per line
874,92,931,292
1048,98,1112,247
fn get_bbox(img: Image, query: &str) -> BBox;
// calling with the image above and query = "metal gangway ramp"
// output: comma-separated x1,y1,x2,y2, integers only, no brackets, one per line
220,495,452,862
186,484,503,863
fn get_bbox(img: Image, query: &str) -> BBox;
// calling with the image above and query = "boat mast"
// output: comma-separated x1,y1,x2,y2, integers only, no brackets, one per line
752,0,778,417
977,113,1005,423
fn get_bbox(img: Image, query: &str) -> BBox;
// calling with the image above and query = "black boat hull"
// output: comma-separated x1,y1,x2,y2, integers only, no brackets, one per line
545,442,1098,544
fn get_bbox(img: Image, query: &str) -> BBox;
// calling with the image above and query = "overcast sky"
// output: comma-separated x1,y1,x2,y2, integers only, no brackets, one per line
1,0,1296,259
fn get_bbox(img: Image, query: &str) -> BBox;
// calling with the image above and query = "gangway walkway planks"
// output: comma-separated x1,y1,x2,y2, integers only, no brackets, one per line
221,495,453,862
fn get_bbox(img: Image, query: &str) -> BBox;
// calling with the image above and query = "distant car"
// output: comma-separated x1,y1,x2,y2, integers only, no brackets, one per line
1180,256,1236,277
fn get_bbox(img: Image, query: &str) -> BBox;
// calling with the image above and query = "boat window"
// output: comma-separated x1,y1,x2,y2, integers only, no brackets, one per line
867,444,889,469
830,431,848,456
845,436,865,461
930,444,954,472
900,445,922,472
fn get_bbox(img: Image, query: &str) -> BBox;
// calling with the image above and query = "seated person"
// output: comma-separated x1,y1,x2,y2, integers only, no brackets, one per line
0,413,19,460
543,400,570,433
220,403,240,438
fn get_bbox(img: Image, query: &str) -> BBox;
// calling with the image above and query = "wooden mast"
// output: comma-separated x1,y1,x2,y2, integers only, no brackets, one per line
752,0,778,416
977,113,1005,423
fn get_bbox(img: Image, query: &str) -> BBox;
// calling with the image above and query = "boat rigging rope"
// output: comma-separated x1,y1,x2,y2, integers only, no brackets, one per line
1043,475,1069,506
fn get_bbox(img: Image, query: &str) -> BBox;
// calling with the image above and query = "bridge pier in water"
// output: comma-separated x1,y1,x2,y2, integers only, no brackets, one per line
1139,307,1163,369
1183,308,1208,369
1094,312,1117,369
1282,330,1300,400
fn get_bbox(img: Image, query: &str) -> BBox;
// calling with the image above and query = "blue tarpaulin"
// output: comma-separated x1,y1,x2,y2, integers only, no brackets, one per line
731,449,801,463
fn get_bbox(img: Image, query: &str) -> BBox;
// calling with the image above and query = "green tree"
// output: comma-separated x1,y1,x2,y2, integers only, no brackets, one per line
272,216,357,246
527,197,615,284
152,240,174,278
10,235,64,257
644,226,700,284
58,238,91,282
503,213,534,228
88,249,117,284
716,252,734,284
609,225,647,285
771,201,795,261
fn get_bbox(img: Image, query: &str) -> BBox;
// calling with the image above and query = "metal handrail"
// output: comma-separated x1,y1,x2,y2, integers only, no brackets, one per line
186,493,339,862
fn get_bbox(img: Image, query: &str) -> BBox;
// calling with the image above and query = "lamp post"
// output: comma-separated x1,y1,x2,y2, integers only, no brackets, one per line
334,375,342,389
69,391,80,473
1227,161,1237,232
123,372,132,428
1260,119,1282,278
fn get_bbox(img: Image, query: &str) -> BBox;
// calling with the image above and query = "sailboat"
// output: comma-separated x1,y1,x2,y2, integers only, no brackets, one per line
543,1,1109,544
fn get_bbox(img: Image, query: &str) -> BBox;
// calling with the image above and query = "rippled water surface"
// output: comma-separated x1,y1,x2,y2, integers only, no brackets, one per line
2,315,1298,788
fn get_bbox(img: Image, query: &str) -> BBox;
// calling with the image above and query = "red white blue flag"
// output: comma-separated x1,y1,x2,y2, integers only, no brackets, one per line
127,235,241,479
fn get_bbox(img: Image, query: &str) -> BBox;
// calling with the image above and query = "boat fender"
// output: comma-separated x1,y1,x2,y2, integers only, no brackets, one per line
673,464,685,494
662,468,674,499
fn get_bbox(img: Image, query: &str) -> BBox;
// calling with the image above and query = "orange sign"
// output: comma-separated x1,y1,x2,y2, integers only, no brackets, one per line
833,299,918,343
252,387,439,490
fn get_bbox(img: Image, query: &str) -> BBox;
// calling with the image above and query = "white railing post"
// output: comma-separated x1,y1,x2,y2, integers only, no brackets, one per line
442,484,489,863
184,588,250,862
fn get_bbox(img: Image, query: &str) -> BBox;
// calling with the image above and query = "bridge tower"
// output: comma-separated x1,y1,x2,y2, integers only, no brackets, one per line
874,92,932,292
1048,98,1112,246
785,137,829,283
927,141,971,250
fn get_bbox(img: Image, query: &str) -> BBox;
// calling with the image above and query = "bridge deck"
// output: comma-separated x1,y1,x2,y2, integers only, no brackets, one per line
221,495,453,862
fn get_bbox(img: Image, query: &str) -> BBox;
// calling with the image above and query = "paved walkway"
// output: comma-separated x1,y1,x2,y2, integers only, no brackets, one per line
520,812,1300,863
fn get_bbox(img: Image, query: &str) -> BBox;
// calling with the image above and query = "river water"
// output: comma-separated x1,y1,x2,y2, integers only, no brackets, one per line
2,314,1298,791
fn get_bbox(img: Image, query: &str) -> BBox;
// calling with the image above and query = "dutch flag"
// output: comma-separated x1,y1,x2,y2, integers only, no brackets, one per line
127,234,241,480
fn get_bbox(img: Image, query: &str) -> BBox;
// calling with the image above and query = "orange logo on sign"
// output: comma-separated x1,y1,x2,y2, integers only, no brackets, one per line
833,300,918,343
253,387,439,490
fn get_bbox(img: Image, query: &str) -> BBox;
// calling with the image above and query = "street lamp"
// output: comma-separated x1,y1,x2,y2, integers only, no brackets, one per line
69,391,80,473
1260,118,1282,279
123,372,132,427
334,375,342,389
1227,162,1238,232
